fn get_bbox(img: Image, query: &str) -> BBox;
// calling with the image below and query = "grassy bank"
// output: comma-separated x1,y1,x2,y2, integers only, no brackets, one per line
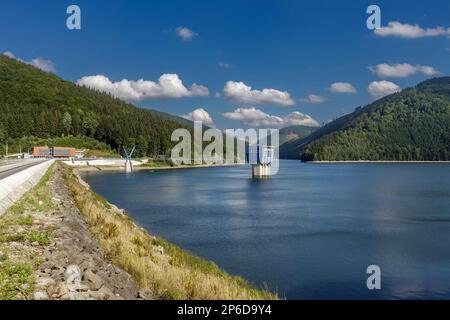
0,164,55,299
61,163,277,300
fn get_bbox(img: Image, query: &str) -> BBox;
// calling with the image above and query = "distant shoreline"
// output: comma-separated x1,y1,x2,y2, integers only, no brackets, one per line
66,160,450,172
310,160,450,164
73,162,243,172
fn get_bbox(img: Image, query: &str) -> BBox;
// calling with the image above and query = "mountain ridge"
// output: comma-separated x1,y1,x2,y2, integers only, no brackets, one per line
0,55,192,157
280,77,450,161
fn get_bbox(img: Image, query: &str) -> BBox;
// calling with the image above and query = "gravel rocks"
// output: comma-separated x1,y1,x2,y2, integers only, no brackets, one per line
31,167,144,300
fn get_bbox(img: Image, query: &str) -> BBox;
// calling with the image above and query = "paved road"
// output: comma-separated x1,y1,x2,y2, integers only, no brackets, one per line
0,160,47,180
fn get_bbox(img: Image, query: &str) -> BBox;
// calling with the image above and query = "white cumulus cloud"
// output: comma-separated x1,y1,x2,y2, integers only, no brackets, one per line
329,82,357,94
28,58,56,73
76,74,209,101
190,83,210,96
374,21,450,38
368,81,401,98
181,108,215,127
223,81,295,107
369,63,440,78
222,107,319,128
3,51,16,59
419,66,441,76
300,94,326,104
176,27,198,41
3,51,55,73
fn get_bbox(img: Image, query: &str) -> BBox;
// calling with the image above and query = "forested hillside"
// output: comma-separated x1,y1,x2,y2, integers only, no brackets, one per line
281,77,450,161
0,55,191,157
278,113,358,159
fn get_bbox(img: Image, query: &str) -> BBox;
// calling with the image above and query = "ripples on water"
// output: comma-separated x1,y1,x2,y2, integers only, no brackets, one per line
82,161,450,299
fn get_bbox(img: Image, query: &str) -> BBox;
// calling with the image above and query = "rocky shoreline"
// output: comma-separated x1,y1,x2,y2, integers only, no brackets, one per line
0,165,150,300
36,167,150,300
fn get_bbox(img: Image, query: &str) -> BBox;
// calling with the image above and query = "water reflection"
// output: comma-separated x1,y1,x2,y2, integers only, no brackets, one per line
82,161,450,299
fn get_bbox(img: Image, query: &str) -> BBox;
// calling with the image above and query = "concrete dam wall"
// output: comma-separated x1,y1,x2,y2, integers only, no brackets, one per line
0,160,54,215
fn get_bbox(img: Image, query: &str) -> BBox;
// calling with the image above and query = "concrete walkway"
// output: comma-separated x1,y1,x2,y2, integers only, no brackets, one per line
0,159,54,215
0,159,46,179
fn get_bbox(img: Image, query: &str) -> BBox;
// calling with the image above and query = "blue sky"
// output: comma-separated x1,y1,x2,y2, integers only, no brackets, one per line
1,0,449,128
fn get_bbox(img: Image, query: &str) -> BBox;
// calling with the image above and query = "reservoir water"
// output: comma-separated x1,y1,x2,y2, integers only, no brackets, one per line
81,161,450,299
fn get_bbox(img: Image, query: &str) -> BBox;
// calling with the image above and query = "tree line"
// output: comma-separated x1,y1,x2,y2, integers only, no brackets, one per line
301,89,450,161
0,55,192,158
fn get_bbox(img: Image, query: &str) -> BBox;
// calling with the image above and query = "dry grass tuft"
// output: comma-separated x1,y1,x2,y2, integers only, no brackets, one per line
60,163,277,300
